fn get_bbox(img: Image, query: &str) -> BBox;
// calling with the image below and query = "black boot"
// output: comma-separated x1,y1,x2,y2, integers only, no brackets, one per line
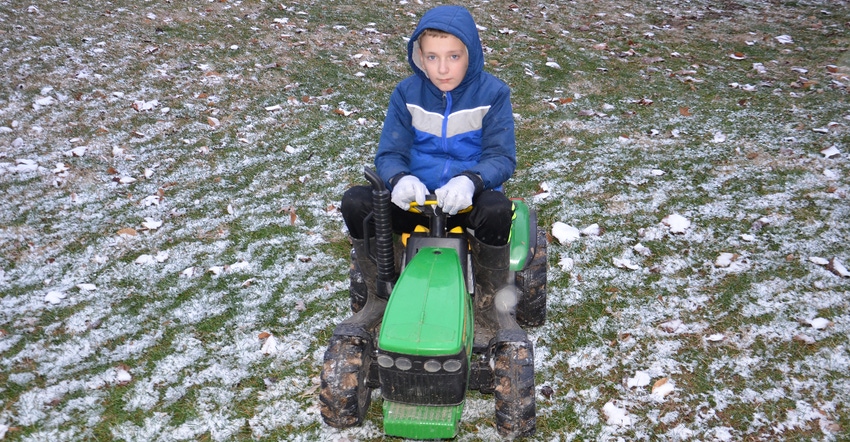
469,236,527,350
335,237,388,338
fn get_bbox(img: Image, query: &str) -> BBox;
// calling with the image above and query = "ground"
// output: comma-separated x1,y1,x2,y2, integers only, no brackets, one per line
1,0,849,440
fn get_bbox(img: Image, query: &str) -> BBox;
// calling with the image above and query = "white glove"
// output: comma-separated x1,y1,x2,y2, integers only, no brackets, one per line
391,175,427,210
435,175,475,215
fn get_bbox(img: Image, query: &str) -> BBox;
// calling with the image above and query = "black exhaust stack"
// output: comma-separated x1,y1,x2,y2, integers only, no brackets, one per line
363,167,396,299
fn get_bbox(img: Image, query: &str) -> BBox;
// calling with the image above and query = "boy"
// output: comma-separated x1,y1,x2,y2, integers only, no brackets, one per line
340,5,516,343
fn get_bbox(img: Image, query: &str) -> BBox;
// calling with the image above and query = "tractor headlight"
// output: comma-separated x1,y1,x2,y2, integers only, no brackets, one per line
443,359,462,372
423,360,442,373
394,357,413,371
377,354,394,368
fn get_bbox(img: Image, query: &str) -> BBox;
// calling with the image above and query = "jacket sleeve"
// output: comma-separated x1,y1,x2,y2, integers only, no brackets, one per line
375,86,415,189
467,82,516,190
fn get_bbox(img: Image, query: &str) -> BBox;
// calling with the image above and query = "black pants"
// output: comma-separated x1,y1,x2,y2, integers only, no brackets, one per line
341,185,514,246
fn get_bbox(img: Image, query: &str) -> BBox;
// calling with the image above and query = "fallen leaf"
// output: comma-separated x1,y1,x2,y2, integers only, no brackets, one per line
679,107,692,116
261,334,278,355
775,34,794,44
117,228,138,237
820,145,841,158
115,366,132,384
715,252,737,268
793,334,816,345
809,256,830,266
141,217,162,230
134,254,157,265
827,257,849,277
633,243,652,256
132,99,159,112
659,319,683,333
808,317,832,329
44,291,67,305
581,223,601,236
705,333,726,342
651,377,675,397
551,222,580,244
334,108,357,117
613,258,640,270
142,195,161,207
64,146,88,157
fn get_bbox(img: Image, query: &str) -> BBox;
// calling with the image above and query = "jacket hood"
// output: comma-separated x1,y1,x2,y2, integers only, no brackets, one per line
407,6,484,91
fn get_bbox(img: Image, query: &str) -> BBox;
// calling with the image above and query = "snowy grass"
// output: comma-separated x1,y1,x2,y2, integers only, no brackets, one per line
1,0,849,440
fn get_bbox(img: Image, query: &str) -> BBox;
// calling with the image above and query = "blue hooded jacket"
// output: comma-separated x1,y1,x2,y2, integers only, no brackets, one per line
375,5,516,193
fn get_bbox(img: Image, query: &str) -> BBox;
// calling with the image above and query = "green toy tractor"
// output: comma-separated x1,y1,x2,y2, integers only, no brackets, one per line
320,168,547,439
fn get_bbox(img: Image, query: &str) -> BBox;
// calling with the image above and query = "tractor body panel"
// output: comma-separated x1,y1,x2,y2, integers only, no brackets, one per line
383,401,464,440
509,198,533,271
378,246,469,356
377,245,473,439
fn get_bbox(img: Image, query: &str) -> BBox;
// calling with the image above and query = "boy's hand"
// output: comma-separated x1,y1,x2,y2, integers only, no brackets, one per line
391,175,428,210
436,175,474,215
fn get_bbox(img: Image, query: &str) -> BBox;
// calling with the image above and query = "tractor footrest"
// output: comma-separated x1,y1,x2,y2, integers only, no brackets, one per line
383,400,463,439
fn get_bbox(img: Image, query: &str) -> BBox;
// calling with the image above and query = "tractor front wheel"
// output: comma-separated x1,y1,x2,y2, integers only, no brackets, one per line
319,334,372,428
493,338,536,437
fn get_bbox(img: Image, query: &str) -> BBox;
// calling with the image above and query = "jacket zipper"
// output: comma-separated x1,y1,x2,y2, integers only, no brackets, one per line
440,92,453,185
441,91,451,152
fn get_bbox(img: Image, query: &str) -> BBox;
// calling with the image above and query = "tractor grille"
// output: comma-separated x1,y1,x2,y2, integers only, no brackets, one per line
377,351,469,405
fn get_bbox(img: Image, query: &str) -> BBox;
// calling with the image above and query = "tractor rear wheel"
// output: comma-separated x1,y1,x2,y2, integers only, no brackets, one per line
515,226,548,327
493,338,536,437
319,334,372,428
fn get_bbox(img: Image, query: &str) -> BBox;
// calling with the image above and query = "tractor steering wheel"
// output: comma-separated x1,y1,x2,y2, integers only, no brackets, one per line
408,195,472,216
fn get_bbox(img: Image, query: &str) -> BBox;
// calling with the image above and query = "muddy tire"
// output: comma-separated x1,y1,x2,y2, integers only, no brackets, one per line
349,248,367,313
515,227,548,327
319,334,372,428
493,339,536,437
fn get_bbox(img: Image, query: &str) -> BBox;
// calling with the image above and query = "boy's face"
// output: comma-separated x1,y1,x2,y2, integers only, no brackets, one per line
418,33,468,92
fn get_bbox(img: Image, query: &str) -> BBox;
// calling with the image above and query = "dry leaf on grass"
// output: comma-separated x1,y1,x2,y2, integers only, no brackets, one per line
651,377,675,398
